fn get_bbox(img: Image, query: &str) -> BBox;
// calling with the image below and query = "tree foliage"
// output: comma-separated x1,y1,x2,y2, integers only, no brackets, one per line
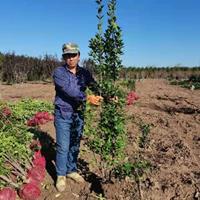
89,0,126,181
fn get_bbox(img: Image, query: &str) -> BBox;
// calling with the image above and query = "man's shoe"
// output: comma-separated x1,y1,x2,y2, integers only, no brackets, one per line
56,176,66,192
66,172,85,183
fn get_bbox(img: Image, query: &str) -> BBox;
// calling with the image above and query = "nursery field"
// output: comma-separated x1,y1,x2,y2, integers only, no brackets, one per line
0,79,199,200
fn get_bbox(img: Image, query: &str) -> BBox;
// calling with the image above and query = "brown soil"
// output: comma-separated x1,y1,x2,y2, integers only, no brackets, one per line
0,79,199,200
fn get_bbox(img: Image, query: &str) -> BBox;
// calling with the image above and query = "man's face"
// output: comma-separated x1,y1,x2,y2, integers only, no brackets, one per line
63,53,80,69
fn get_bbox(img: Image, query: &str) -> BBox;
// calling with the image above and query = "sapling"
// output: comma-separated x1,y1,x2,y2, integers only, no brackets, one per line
89,0,126,181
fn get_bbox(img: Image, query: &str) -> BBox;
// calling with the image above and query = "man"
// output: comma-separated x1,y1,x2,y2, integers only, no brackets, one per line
53,42,101,192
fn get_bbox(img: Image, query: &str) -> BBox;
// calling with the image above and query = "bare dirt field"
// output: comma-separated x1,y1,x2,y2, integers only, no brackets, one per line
0,79,199,200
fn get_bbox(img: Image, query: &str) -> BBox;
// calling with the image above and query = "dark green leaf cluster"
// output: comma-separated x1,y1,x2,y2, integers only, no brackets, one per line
114,159,151,180
99,102,126,163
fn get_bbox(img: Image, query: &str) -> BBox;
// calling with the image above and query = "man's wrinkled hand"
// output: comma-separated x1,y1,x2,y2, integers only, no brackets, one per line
87,95,103,106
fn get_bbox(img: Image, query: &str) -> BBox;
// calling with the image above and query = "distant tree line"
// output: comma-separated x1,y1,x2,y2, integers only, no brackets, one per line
83,59,200,80
0,52,61,84
120,65,200,80
0,52,199,84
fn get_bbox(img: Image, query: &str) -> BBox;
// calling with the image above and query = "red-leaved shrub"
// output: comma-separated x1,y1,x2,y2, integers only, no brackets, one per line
35,111,54,121
33,155,46,169
19,183,41,200
32,150,46,168
126,91,139,105
2,107,12,117
33,150,42,159
27,111,54,126
27,166,45,185
0,187,16,200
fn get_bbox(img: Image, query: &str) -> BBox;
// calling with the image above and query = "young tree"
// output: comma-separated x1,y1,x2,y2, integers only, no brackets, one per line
89,0,126,181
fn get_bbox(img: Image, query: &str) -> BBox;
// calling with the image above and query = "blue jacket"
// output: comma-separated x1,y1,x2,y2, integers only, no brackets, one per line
53,64,98,113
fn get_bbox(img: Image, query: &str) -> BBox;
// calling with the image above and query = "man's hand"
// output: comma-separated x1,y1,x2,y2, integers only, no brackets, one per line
87,95,103,106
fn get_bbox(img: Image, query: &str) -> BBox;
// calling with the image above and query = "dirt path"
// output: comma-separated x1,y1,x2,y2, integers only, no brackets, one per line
0,79,199,200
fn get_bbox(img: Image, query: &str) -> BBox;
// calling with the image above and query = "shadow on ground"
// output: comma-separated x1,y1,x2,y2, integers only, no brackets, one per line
30,128,105,197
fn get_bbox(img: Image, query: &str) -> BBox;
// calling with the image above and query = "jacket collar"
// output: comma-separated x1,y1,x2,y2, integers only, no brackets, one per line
64,64,81,74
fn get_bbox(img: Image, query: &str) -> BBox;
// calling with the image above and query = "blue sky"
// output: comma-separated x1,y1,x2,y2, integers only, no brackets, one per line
0,0,200,67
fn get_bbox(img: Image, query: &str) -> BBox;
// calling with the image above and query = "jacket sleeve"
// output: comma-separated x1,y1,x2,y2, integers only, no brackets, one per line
53,68,86,102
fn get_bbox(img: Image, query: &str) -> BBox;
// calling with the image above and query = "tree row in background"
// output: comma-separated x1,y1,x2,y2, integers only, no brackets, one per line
0,52,199,84
83,59,200,80
0,52,61,84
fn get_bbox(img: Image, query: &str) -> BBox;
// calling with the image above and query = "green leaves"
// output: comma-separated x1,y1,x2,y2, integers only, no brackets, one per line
0,98,53,188
88,0,126,181
89,0,124,82
9,98,53,122
99,99,126,162
114,159,151,180
0,133,32,186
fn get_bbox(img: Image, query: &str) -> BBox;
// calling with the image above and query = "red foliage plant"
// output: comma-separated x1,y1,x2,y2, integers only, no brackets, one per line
33,150,42,159
0,187,16,200
33,156,46,169
27,111,54,126
27,165,45,185
126,91,139,105
27,149,46,184
32,150,46,168
1,107,12,117
18,183,41,200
